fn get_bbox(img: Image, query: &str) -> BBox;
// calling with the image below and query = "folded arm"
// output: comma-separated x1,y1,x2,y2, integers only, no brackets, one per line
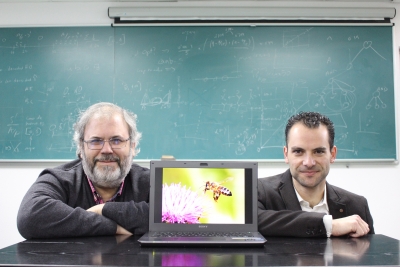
258,201,327,237
17,184,117,239
86,201,149,235
17,174,138,239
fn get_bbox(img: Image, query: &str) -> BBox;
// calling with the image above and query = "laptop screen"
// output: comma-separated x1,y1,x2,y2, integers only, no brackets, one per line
149,161,258,232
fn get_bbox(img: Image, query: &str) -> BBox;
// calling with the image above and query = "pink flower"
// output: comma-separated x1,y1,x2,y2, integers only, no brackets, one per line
162,183,204,224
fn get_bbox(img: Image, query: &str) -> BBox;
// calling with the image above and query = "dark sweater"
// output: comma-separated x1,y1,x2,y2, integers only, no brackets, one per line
17,159,150,239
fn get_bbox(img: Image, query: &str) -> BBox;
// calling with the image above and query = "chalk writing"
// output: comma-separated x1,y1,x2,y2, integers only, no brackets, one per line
0,26,395,160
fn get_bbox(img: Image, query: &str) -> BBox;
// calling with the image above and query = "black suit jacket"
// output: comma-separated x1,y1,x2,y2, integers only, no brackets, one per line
258,169,374,237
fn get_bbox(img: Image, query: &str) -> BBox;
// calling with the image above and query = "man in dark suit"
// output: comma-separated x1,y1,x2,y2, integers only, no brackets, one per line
258,111,374,237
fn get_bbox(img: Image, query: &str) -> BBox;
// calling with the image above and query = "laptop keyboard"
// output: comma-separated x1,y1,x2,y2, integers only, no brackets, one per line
152,232,255,238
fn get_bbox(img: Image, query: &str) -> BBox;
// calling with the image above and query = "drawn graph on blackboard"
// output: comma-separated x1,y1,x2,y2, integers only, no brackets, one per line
0,26,396,160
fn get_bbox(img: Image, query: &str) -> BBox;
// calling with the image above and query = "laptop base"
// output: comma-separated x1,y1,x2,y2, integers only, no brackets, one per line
138,232,267,247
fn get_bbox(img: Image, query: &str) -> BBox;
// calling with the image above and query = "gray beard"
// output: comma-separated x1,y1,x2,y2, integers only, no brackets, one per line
82,149,133,189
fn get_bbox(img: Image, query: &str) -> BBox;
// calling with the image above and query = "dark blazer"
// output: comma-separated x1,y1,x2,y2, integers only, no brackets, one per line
258,169,374,237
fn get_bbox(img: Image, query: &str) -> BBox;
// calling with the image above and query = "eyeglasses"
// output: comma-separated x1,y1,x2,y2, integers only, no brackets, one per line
83,138,131,150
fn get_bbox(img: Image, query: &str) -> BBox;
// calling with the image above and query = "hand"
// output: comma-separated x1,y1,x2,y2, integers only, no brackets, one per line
87,204,105,215
87,204,132,236
332,215,370,237
116,224,133,235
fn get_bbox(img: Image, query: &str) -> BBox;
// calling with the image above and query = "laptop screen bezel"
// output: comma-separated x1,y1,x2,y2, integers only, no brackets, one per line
148,160,258,232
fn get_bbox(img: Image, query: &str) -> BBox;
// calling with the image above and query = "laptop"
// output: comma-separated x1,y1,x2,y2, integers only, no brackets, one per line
138,160,267,247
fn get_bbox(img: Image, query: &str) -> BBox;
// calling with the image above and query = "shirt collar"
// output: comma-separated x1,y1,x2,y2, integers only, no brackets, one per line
86,176,125,204
293,183,329,212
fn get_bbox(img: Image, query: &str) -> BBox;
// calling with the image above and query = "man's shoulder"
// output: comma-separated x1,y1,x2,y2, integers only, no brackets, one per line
258,169,291,190
130,163,149,173
327,183,368,202
39,159,83,180
259,169,291,182
55,158,83,170
127,163,150,180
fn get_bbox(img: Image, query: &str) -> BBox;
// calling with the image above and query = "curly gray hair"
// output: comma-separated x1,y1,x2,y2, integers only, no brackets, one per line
73,102,141,158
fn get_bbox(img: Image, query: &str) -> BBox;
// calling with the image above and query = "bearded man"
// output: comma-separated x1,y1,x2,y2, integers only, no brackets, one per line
17,102,149,238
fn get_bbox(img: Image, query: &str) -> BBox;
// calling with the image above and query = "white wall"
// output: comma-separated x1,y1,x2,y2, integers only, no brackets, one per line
0,1,399,249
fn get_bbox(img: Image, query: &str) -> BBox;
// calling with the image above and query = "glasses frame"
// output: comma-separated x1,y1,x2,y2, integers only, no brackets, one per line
82,137,131,150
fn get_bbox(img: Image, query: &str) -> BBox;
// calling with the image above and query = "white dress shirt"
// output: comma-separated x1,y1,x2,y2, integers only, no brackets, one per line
294,184,332,237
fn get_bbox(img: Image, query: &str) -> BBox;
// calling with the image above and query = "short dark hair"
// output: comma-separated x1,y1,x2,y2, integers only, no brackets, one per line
285,111,335,150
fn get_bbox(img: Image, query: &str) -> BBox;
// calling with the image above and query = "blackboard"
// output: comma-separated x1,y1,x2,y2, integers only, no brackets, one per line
0,25,396,161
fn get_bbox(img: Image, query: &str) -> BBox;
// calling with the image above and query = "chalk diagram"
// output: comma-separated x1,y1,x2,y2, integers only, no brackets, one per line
366,87,388,110
112,26,393,159
0,28,114,157
2,26,392,159
255,32,389,157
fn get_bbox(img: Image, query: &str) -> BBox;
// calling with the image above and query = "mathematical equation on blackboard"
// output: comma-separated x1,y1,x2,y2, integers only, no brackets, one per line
0,26,396,160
